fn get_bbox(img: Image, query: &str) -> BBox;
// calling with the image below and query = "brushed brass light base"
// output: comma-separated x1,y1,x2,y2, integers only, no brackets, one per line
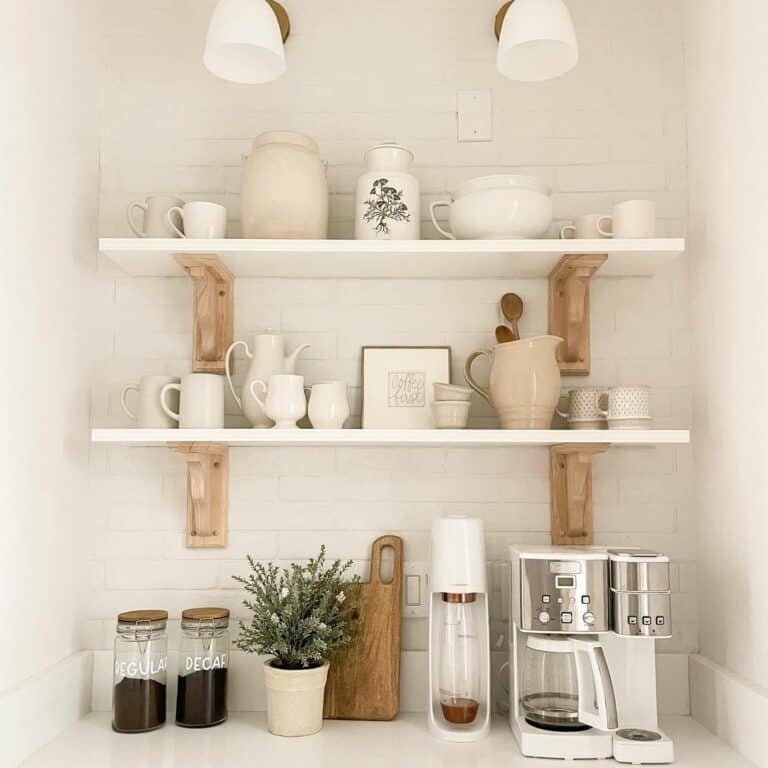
267,0,291,43
494,0,515,40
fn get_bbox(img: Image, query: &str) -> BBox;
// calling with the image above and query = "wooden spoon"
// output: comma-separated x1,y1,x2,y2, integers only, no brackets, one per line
500,293,524,341
495,325,515,344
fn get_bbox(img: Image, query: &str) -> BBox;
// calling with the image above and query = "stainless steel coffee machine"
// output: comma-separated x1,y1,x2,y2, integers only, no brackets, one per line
508,545,674,763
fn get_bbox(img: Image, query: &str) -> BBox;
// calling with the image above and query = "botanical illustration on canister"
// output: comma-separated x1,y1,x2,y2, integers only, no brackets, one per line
362,178,411,236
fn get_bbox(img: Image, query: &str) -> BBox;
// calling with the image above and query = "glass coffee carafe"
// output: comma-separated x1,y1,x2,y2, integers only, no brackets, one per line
438,593,481,725
521,634,618,732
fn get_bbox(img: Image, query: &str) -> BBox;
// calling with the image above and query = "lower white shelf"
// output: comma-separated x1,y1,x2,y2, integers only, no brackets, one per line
90,428,690,447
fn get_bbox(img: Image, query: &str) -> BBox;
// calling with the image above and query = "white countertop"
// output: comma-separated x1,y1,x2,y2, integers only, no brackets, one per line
21,713,755,767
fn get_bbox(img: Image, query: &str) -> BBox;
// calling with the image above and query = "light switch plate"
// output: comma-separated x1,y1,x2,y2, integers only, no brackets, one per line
402,562,429,618
457,90,493,142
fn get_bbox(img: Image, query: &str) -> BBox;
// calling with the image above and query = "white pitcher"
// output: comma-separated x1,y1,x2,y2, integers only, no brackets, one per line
225,333,310,428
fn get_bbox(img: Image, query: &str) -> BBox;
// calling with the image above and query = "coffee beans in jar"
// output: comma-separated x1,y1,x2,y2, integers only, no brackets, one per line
175,607,230,728
112,610,168,733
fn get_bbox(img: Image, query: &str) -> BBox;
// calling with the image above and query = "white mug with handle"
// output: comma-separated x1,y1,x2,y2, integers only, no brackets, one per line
167,201,228,239
122,375,180,428
160,373,225,429
249,374,306,429
127,195,184,238
597,200,656,239
429,201,456,240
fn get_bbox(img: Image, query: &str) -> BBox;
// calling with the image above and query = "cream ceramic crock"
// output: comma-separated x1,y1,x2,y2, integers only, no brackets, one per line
263,659,330,737
463,336,563,429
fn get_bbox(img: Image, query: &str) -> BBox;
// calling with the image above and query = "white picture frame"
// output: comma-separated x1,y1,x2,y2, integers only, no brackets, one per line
361,346,452,429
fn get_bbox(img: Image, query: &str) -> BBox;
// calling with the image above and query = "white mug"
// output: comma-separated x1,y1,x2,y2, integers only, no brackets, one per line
598,385,651,427
250,374,306,429
167,201,228,239
160,373,225,429
556,386,609,429
122,375,180,428
307,381,350,429
597,200,656,239
560,213,611,240
127,195,184,238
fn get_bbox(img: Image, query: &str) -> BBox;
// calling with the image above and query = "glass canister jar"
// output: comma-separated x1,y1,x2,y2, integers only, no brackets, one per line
112,610,168,733
175,607,230,728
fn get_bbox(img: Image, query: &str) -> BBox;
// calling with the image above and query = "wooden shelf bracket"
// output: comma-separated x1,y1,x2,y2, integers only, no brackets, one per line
550,443,608,546
169,442,229,548
548,254,607,375
174,254,234,374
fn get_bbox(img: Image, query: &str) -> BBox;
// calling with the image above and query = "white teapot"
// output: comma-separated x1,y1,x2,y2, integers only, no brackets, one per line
225,333,310,428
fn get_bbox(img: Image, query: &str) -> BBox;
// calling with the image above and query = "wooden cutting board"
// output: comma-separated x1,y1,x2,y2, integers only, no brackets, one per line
323,535,403,720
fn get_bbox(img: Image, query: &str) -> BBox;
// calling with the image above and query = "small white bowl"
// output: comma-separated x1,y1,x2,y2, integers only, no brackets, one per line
433,382,473,402
432,400,471,429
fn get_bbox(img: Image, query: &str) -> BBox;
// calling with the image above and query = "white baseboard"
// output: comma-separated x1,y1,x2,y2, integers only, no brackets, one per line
690,654,768,768
91,649,690,716
0,651,93,767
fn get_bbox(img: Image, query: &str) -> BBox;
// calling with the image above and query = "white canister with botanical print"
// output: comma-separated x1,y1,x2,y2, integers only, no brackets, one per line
355,143,420,240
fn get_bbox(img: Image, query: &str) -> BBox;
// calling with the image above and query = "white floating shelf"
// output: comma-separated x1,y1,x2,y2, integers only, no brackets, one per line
99,237,685,279
91,428,690,447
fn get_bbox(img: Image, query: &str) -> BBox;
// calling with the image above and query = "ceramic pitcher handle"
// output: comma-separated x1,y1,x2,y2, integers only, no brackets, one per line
463,349,493,405
224,340,252,410
121,384,139,420
249,379,268,412
160,382,181,423
126,201,147,237
430,201,455,240
597,215,614,238
167,206,186,238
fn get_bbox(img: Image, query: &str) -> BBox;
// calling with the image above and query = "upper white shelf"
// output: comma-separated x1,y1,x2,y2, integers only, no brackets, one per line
98,237,686,279
91,428,690,447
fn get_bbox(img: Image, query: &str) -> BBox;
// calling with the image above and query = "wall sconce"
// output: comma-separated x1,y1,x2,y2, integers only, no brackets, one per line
204,0,291,84
494,0,578,82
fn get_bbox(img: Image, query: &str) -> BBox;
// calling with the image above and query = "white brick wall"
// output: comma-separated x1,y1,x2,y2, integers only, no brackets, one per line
85,0,694,708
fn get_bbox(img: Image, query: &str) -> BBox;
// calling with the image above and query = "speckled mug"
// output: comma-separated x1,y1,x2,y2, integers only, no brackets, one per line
598,386,651,420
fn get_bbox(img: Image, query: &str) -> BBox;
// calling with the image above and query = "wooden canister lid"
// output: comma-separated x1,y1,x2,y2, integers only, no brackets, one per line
182,607,230,622
117,609,168,623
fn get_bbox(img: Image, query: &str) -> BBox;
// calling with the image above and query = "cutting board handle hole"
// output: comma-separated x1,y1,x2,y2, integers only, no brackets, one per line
378,545,395,584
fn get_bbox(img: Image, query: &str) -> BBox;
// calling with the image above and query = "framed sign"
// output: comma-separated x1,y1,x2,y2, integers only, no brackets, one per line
361,346,452,429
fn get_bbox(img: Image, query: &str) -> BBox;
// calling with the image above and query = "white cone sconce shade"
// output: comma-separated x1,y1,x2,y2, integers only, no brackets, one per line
204,0,291,84
495,0,578,82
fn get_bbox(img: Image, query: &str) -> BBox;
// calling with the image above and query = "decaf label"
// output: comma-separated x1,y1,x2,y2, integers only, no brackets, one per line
185,653,228,672
115,656,168,678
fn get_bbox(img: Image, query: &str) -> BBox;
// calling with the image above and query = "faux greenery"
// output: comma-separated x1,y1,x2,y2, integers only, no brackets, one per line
234,546,360,670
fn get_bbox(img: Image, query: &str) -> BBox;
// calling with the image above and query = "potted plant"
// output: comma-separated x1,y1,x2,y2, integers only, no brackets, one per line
234,546,359,736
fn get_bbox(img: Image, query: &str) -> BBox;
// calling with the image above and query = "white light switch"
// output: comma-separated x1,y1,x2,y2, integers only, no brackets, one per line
457,90,493,142
402,563,428,618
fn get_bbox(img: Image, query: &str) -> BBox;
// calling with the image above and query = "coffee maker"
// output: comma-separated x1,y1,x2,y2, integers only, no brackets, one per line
427,516,491,742
508,545,673,763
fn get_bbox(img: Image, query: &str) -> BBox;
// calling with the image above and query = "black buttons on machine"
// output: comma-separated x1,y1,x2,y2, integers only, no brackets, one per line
581,595,591,604
656,616,665,626
560,612,573,624
642,616,652,626
542,595,551,604
628,616,638,625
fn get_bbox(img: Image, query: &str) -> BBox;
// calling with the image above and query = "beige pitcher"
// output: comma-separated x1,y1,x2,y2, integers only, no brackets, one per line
463,336,563,429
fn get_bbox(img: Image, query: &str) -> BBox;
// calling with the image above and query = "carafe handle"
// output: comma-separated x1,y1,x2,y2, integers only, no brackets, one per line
463,348,493,405
224,340,253,411
570,638,618,732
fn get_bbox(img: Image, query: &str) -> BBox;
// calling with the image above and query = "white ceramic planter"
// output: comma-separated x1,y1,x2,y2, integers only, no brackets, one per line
263,659,330,737
355,143,420,240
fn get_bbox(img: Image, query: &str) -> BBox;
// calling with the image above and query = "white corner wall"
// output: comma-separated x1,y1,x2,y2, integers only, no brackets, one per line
0,0,100,762
684,2,768,765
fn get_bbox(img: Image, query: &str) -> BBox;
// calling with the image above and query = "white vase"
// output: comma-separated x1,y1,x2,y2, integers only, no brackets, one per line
355,143,420,240
241,131,328,239
263,659,330,737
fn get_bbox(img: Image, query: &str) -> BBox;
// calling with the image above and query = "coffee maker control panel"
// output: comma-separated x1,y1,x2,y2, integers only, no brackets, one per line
519,555,609,633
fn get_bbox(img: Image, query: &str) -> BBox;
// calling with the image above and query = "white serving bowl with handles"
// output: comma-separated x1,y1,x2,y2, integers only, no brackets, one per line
430,174,552,240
